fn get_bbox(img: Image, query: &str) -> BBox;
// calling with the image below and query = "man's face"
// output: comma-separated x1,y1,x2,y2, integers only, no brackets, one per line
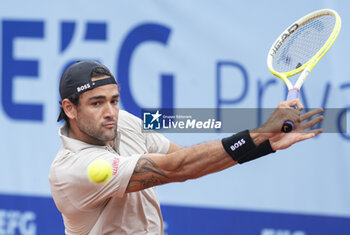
74,76,119,145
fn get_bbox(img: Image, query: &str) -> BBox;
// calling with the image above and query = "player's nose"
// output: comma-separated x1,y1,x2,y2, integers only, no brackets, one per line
103,103,117,119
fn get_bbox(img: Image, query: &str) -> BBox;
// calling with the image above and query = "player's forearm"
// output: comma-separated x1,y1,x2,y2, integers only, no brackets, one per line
166,140,236,180
126,130,275,193
126,140,236,193
176,131,277,177
168,129,277,177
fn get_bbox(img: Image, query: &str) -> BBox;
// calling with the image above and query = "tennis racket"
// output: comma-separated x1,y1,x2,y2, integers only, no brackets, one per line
267,9,341,133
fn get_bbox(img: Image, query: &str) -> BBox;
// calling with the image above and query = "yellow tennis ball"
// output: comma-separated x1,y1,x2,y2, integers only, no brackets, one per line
87,159,112,184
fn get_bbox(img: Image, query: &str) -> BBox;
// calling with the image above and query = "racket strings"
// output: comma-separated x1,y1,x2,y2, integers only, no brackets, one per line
272,14,336,73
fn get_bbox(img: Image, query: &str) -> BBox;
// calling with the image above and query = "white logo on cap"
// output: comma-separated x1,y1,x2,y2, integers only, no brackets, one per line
77,83,91,93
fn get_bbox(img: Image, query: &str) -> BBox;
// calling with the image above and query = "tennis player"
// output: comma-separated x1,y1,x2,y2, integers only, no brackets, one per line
49,61,323,235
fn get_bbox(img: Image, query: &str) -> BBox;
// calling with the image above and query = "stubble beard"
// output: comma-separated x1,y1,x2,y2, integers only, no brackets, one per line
77,118,117,144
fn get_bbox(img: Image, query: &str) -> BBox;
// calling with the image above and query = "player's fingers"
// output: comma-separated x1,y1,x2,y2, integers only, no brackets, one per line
300,108,324,122
294,132,316,142
288,109,302,123
304,128,323,135
277,99,296,108
284,99,304,111
281,112,301,133
301,115,324,130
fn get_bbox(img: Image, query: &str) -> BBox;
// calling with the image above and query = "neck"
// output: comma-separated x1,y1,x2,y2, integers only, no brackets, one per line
68,123,107,146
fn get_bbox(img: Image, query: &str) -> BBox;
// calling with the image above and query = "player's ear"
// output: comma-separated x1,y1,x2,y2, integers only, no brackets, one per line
62,99,77,120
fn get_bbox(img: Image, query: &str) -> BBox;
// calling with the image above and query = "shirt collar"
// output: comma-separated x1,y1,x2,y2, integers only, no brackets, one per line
59,123,96,152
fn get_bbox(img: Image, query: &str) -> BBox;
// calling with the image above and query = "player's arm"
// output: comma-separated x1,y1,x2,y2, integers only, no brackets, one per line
167,141,183,154
126,99,323,193
126,140,236,192
126,132,274,193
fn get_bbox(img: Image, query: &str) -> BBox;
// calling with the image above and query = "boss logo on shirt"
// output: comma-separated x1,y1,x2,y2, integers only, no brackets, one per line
230,138,246,151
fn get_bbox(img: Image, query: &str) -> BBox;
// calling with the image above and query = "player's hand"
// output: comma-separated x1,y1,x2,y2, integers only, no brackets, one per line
269,107,324,151
257,99,304,135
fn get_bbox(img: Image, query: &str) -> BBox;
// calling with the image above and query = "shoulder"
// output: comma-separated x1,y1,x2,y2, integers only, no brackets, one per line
118,110,142,131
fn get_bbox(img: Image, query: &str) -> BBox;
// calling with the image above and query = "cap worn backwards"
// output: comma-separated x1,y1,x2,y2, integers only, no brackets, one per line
59,60,117,100
57,60,117,121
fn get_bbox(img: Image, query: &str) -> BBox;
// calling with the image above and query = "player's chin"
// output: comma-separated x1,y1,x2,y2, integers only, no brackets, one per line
99,132,116,142
98,128,116,141
105,128,117,138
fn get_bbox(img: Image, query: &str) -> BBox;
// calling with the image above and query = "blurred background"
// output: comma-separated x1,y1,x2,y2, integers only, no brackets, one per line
0,0,349,234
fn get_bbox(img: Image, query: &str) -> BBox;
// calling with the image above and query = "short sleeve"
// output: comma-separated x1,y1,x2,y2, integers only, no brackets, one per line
144,132,170,154
118,110,170,154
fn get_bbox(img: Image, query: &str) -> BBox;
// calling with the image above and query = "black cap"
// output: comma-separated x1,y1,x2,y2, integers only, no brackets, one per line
58,60,117,121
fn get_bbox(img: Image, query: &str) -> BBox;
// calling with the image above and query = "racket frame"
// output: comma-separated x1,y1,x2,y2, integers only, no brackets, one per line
267,9,342,90
266,9,341,132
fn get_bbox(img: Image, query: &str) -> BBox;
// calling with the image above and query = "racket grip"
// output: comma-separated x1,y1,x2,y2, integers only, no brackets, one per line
282,89,299,133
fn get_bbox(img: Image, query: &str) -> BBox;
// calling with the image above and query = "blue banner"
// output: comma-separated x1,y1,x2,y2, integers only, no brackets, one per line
1,194,349,235
162,205,350,235
0,194,63,235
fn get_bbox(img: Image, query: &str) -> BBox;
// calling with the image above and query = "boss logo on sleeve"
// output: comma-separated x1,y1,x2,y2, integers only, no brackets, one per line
230,138,246,151
112,157,120,175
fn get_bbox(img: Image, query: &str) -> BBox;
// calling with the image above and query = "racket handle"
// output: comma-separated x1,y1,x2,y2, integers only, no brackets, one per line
282,89,299,133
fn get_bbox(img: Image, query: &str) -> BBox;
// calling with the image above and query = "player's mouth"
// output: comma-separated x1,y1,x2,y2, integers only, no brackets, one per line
103,122,116,129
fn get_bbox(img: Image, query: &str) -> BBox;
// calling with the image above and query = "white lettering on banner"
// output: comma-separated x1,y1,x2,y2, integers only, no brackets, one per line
0,210,36,235
162,119,222,129
186,119,196,128
163,221,169,235
261,228,306,235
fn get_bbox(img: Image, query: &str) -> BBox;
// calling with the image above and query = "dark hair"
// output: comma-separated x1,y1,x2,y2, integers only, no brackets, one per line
59,66,113,127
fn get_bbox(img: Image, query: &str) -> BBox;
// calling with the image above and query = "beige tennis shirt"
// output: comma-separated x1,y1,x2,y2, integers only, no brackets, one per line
49,110,170,235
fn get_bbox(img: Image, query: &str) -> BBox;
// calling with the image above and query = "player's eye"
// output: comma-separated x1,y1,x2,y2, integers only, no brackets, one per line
92,101,101,106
